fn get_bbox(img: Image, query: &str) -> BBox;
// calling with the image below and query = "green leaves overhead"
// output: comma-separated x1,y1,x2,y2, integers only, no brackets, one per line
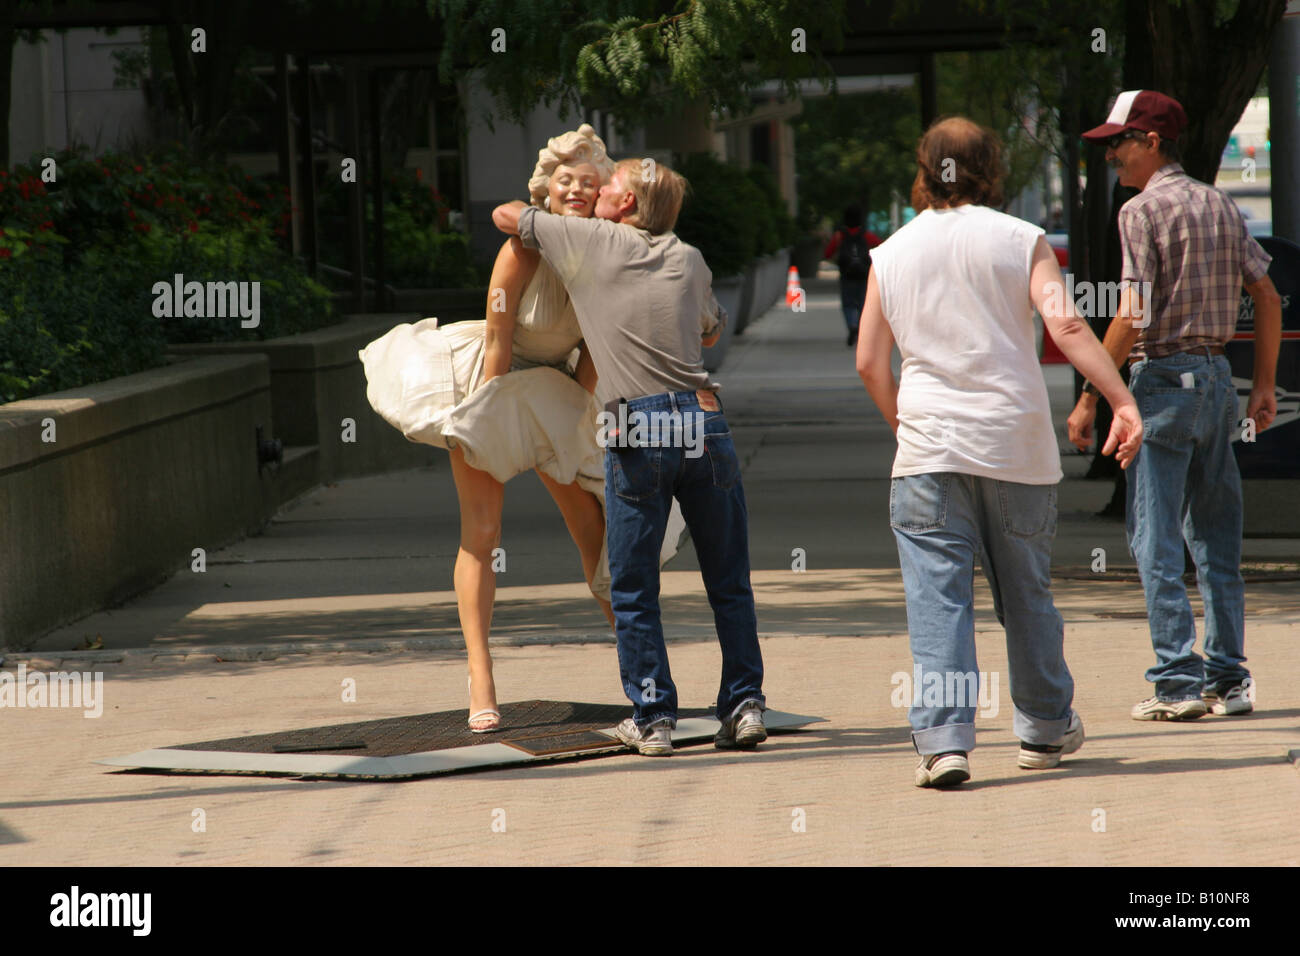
438,0,843,126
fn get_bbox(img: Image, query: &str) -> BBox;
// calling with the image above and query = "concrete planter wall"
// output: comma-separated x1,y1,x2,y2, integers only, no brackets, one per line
720,249,792,341
751,249,791,324
169,313,439,487
0,355,277,649
702,274,743,372
733,263,759,335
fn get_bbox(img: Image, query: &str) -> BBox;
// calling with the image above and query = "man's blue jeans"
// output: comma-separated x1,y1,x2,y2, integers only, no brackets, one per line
1126,351,1249,700
604,391,765,727
840,277,867,332
891,472,1075,755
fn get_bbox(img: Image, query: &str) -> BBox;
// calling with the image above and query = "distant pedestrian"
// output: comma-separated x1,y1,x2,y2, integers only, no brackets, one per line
1070,90,1282,721
824,205,881,346
858,116,1143,787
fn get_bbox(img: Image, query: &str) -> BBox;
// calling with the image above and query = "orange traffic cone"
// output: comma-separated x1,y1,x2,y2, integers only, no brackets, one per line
785,266,801,306
1041,324,1069,364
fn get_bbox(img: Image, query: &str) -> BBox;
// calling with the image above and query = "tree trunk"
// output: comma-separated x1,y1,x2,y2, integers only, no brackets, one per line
1143,0,1286,183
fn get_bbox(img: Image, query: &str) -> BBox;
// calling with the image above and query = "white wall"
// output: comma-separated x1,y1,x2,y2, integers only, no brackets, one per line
9,28,151,164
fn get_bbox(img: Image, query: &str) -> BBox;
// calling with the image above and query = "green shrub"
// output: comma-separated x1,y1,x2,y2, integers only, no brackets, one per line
673,153,756,278
0,146,335,401
744,164,797,250
318,167,476,287
0,255,165,403
134,228,334,342
5,146,294,256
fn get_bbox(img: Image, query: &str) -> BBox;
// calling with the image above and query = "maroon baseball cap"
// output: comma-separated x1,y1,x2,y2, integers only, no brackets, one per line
1082,90,1187,142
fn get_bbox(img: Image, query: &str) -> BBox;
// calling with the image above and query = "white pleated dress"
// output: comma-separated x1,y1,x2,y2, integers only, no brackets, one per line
360,258,684,601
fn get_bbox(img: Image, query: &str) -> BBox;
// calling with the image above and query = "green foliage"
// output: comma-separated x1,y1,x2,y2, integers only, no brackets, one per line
134,228,334,343
15,146,294,255
673,153,756,278
438,0,844,130
934,49,1061,205
0,255,165,404
0,147,333,401
792,88,921,233
743,164,795,255
317,167,477,287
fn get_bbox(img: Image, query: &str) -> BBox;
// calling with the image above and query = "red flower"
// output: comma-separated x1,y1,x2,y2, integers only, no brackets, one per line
134,165,143,173
135,222,150,232
415,168,422,181
0,249,10,258
188,220,199,233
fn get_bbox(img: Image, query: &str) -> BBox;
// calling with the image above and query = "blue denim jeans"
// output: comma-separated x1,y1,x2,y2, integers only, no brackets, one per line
604,391,765,727
840,277,867,331
890,472,1075,755
1126,351,1249,700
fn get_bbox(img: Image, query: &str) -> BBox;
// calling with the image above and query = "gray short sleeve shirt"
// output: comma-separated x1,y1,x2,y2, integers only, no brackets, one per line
518,205,724,407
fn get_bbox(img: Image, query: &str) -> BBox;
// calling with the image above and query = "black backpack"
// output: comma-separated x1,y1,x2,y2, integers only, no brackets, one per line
838,229,870,280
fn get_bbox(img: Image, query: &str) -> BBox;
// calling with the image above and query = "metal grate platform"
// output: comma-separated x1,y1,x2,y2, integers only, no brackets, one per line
172,700,709,758
98,701,825,780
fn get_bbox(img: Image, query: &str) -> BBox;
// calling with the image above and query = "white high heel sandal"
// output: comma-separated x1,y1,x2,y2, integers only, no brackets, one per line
467,674,501,733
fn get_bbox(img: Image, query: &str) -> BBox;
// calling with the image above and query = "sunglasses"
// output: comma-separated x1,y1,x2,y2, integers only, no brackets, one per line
1104,130,1151,150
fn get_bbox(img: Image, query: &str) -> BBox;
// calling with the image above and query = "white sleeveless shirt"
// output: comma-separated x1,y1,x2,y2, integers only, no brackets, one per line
869,204,1062,484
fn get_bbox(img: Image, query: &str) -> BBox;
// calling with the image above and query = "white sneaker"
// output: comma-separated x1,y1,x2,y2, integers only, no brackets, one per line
1204,678,1254,715
1131,696,1207,721
914,751,970,788
1019,713,1084,769
715,699,767,750
614,718,674,756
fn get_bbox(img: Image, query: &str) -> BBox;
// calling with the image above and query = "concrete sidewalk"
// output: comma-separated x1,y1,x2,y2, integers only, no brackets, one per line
5,283,1299,865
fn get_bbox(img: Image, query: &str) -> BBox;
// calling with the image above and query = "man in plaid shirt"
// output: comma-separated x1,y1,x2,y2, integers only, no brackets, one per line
1067,90,1282,722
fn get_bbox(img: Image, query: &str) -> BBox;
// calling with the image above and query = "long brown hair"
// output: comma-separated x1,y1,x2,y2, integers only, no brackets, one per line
911,116,1005,211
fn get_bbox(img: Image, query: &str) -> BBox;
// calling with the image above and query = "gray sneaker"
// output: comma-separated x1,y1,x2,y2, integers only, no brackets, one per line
1203,678,1254,715
714,699,767,750
614,717,674,756
1131,696,1207,721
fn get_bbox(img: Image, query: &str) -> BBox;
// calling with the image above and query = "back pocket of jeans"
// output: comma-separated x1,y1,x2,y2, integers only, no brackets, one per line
704,431,740,490
997,481,1057,537
890,474,949,532
611,447,661,501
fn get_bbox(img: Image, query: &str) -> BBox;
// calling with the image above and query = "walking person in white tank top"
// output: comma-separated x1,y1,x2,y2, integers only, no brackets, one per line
856,116,1144,787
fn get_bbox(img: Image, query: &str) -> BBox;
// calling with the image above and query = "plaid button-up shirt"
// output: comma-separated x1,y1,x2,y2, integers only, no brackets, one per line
1118,163,1272,360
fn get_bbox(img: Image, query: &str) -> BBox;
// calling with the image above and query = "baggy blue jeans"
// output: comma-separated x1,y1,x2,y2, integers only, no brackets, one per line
1126,351,1249,700
890,472,1076,755
604,390,765,727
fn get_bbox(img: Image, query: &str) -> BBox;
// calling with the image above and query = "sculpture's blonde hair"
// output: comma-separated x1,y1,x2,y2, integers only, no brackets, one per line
528,123,616,209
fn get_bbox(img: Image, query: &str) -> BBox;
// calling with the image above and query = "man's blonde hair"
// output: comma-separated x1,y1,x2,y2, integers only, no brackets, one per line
615,158,687,234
